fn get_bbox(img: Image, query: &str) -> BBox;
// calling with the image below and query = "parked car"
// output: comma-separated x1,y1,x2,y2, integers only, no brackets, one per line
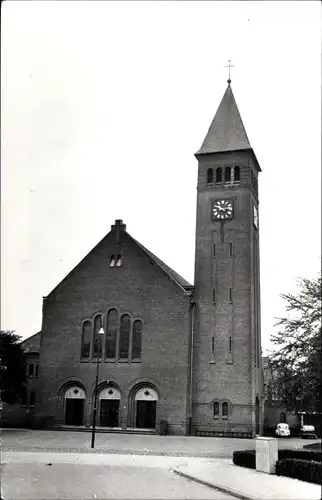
300,425,317,439
275,423,290,437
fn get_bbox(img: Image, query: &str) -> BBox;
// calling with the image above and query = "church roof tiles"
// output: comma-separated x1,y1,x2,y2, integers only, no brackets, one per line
196,83,251,155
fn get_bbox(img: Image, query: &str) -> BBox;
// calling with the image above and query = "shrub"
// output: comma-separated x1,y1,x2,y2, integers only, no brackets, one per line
233,450,255,469
232,448,321,470
279,449,321,462
276,458,322,485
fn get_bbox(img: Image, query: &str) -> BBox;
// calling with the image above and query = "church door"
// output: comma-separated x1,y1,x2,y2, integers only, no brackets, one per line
100,400,120,427
65,399,84,425
255,396,260,435
136,401,156,429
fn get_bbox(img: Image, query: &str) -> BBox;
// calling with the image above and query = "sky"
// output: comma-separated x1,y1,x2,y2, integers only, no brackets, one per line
1,1,321,354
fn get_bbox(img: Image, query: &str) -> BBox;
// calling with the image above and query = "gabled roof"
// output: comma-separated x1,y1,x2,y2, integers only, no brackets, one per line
45,220,193,299
196,83,251,155
21,331,41,354
129,235,193,292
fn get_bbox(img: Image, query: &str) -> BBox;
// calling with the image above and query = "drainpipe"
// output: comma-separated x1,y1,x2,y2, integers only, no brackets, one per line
188,299,196,435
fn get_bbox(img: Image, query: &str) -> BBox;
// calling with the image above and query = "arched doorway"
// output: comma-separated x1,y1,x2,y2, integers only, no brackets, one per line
64,386,85,425
135,387,158,429
255,396,260,435
99,387,120,427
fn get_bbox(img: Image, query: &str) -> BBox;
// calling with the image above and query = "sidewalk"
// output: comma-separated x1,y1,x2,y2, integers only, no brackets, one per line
172,459,321,500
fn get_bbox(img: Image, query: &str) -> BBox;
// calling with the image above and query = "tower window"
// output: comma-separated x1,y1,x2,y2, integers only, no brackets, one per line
222,401,229,417
35,364,39,378
207,168,213,184
211,336,215,354
116,255,122,267
234,165,240,182
109,255,115,268
29,391,35,407
213,244,216,258
215,167,222,183
213,401,220,417
229,337,232,353
225,166,231,182
229,243,233,257
229,288,232,303
28,364,34,378
212,289,216,304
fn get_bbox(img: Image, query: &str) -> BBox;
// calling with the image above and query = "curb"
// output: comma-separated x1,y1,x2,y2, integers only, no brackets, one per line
172,468,256,500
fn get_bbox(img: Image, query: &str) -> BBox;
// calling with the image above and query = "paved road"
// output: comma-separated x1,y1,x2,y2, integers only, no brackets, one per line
1,452,236,499
1,429,318,457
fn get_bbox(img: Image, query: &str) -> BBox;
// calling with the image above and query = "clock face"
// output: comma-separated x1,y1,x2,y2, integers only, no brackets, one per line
253,205,258,229
212,200,233,220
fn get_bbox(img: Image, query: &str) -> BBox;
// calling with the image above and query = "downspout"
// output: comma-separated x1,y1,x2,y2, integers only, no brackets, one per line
188,299,196,435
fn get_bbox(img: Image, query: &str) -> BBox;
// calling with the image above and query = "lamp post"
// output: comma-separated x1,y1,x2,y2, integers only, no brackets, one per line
91,316,104,449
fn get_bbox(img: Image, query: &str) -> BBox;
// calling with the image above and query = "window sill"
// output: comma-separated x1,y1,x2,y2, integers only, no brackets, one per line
222,416,228,420
131,358,141,363
213,416,220,420
118,358,129,363
104,358,116,363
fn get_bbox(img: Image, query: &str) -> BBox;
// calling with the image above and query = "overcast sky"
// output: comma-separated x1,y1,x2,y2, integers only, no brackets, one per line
1,1,321,353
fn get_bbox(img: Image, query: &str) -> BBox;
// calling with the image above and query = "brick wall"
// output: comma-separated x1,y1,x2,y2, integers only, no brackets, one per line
34,229,191,435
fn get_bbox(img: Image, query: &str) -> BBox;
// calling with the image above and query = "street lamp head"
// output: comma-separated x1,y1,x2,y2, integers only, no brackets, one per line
98,328,104,335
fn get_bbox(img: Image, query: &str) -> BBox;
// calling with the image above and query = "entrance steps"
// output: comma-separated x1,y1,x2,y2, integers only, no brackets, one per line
47,426,157,435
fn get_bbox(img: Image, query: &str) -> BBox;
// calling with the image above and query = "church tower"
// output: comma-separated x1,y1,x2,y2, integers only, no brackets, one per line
192,78,263,437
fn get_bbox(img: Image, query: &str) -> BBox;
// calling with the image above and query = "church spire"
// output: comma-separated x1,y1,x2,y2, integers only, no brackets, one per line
196,82,251,156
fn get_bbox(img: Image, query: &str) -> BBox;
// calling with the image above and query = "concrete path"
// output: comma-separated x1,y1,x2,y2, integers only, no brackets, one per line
1,452,235,500
173,459,321,500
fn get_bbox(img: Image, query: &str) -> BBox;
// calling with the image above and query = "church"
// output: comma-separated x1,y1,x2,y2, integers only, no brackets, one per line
3,78,264,437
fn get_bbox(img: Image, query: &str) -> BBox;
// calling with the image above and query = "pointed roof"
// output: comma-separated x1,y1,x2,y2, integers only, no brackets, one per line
196,83,251,155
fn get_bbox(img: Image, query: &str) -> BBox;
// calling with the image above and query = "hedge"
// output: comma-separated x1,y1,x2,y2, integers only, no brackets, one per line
233,449,322,470
276,458,322,485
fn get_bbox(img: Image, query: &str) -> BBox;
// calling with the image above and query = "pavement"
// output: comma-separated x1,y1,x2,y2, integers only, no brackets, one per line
1,430,321,500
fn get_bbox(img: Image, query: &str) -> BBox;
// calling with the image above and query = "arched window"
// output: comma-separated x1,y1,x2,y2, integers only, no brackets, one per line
213,401,219,417
21,387,28,406
116,255,122,267
132,320,142,359
81,321,91,359
28,363,34,378
207,168,213,184
215,167,222,183
222,401,229,417
225,166,231,182
119,314,131,359
29,391,35,406
234,165,240,181
92,315,103,358
109,255,115,268
106,309,118,359
35,364,39,378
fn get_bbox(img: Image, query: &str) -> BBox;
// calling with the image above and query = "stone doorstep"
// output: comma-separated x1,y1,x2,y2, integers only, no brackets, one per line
172,461,322,500
46,426,157,435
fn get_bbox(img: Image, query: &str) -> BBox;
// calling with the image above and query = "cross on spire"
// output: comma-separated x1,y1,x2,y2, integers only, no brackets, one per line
225,59,234,85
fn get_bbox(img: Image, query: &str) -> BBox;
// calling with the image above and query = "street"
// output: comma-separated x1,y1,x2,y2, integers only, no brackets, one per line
2,428,317,456
1,452,235,500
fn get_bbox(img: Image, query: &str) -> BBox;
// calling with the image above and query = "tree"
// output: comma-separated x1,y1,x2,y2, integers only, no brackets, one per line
269,273,321,414
0,330,27,404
